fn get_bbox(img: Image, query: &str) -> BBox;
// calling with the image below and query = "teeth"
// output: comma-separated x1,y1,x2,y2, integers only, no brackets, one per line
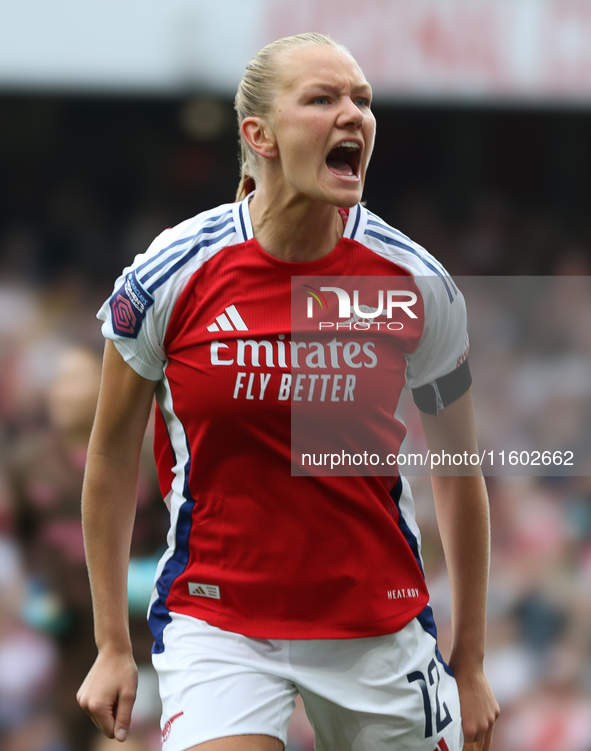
338,141,360,150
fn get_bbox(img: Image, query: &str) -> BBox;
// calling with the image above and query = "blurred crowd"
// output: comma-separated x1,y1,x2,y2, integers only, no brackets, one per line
0,95,590,751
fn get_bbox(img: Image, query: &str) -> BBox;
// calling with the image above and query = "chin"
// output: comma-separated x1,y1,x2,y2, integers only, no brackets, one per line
330,189,364,209
336,192,363,209
315,181,364,209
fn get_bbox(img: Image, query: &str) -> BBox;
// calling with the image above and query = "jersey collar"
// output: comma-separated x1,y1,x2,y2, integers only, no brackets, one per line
342,203,367,242
234,193,368,245
233,193,255,243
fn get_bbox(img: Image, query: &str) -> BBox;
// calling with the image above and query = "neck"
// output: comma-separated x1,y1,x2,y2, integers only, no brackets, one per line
248,184,344,262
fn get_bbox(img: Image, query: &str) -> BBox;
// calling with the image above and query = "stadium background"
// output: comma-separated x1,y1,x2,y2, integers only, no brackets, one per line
1,1,591,750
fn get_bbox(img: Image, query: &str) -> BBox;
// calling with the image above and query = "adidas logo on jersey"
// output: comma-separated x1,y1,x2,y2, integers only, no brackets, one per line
207,305,248,333
188,582,221,599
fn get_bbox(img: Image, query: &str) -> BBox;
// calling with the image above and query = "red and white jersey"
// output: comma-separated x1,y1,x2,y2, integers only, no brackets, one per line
98,196,470,647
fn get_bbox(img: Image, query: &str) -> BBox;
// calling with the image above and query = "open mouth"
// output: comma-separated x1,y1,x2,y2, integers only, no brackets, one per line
326,141,361,179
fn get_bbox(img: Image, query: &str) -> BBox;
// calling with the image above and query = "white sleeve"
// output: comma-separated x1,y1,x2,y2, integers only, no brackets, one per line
405,275,470,413
97,232,171,381
97,202,240,379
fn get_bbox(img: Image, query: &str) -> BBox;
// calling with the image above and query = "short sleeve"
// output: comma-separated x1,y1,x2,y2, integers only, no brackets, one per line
97,233,170,381
405,275,471,414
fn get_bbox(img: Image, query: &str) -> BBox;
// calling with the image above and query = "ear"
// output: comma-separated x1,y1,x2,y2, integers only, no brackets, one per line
241,117,278,160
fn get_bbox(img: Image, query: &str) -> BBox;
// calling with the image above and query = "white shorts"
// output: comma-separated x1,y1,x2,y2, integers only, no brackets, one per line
153,612,463,751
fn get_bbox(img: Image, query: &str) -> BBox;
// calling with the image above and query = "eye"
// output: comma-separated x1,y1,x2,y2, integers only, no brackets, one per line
355,96,371,108
312,95,330,105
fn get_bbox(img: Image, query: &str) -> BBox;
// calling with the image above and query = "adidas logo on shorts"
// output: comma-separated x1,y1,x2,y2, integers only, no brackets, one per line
188,582,221,599
162,712,184,742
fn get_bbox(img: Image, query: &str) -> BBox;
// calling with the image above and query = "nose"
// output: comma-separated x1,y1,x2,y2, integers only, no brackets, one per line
336,97,365,129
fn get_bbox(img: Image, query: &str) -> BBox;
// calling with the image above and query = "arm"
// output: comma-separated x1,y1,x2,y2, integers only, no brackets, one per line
419,389,500,751
77,340,158,742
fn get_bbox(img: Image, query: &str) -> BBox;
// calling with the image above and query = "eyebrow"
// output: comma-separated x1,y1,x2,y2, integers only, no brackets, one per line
301,82,373,96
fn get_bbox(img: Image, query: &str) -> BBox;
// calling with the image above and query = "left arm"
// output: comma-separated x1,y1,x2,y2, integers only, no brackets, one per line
419,388,500,751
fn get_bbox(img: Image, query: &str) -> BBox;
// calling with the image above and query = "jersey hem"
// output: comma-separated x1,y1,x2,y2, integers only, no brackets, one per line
162,595,430,640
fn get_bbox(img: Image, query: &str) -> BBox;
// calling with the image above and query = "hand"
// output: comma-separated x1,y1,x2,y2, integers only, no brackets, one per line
77,649,138,742
453,664,500,751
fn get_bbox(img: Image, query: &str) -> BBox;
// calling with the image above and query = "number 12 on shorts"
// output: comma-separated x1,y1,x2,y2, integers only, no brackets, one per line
407,658,453,739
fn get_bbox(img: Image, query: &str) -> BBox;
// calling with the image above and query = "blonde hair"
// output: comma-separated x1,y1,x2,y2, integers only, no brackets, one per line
234,33,353,202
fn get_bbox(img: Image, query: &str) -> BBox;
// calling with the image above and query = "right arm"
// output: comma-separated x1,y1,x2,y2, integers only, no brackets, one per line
77,340,158,742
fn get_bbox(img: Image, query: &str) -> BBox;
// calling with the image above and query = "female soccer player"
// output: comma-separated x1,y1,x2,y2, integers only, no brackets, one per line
77,33,499,751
